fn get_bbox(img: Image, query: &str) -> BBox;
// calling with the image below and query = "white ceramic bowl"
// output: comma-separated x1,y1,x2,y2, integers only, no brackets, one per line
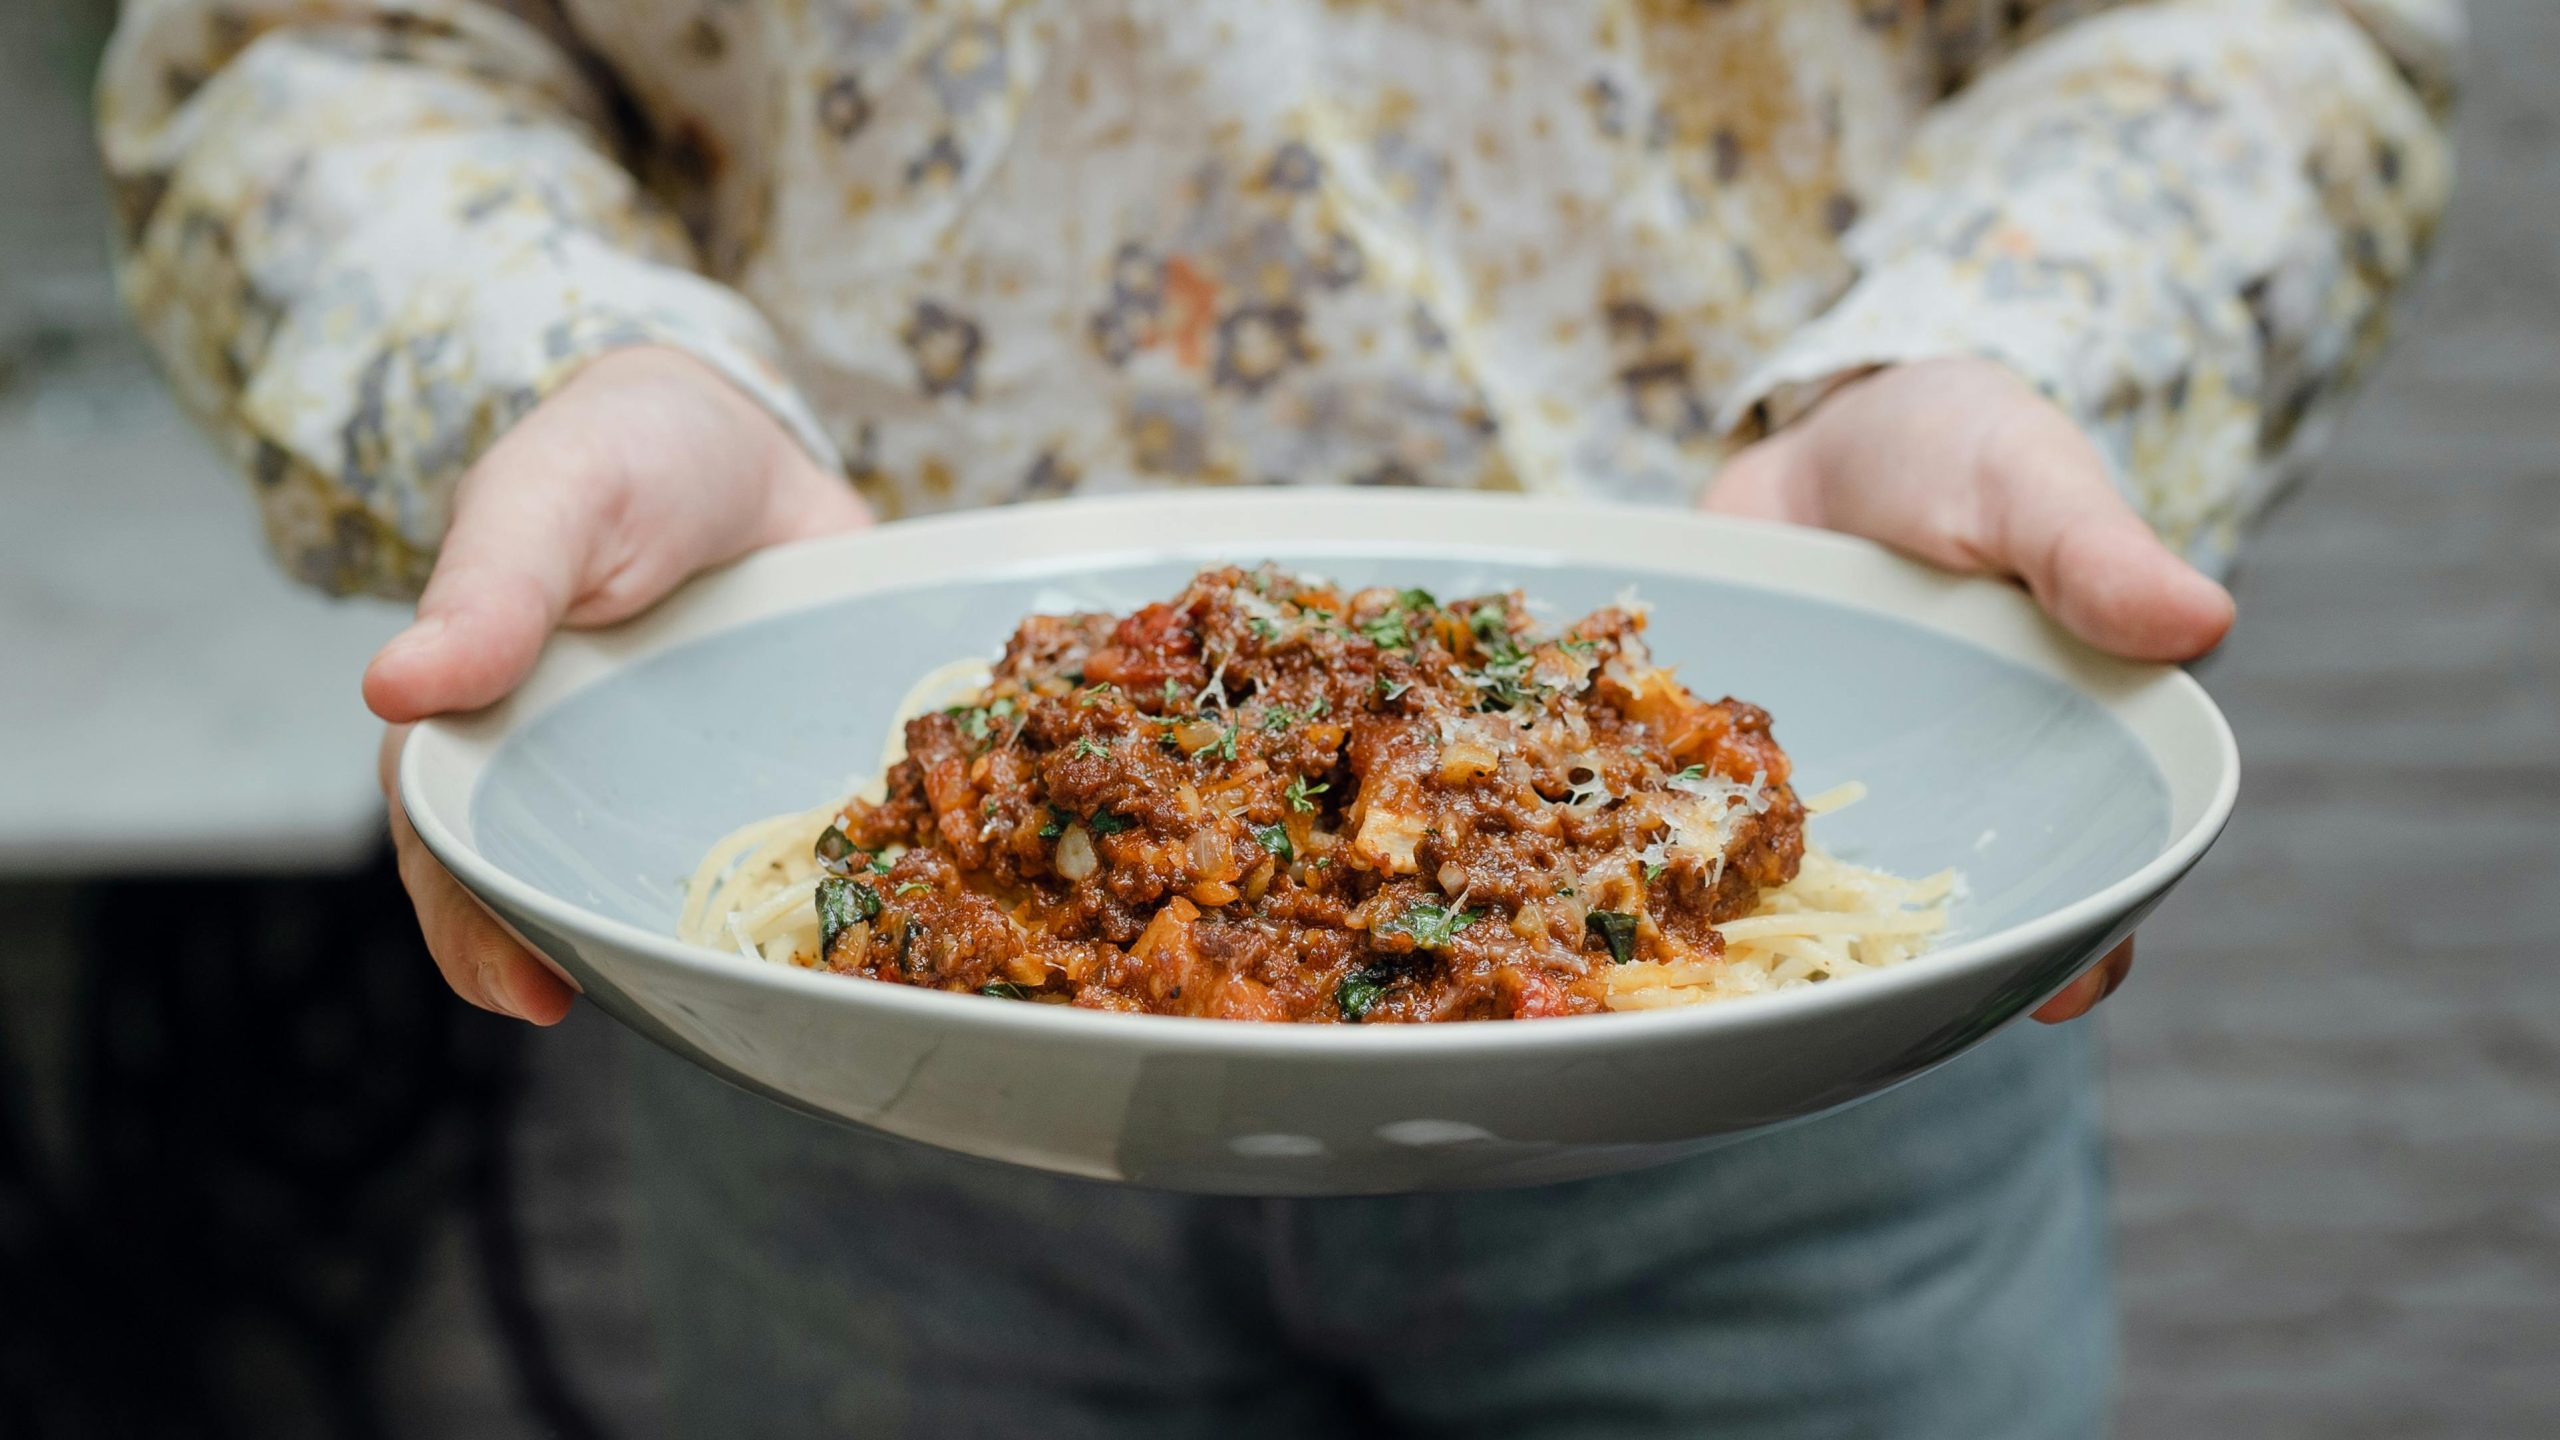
403,492,2236,1194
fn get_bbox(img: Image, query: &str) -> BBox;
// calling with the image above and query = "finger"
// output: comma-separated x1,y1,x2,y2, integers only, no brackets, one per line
2033,936,2136,1024
558,450,868,631
390,795,575,1025
380,727,574,1024
1978,412,2236,663
1697,431,1819,524
364,459,588,724
757,446,876,547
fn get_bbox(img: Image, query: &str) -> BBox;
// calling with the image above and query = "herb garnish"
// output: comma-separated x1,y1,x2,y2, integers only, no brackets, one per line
1190,721,1239,763
1071,736,1108,759
1376,675,1412,701
1253,823,1294,864
814,825,859,875
1380,899,1482,951
981,981,1033,1000
945,696,1017,745
1284,776,1329,813
1077,682,1120,707
815,877,882,955
1358,612,1412,650
1674,764,1706,781
1462,602,1542,710
1042,804,1135,838
896,881,932,897
1336,961,1396,1022
1586,910,1640,965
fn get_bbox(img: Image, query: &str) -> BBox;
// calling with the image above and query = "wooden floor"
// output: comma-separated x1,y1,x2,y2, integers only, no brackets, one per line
4,3,2555,1436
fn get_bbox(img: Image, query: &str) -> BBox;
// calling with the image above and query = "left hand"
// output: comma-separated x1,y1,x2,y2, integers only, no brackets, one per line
1702,358,2235,1023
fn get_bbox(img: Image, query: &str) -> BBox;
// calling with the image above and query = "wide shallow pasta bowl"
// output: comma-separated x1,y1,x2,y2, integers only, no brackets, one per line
403,491,2236,1195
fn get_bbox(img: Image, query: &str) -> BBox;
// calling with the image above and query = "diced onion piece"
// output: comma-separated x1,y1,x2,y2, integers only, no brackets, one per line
1352,807,1428,875
1190,825,1236,881
1055,824,1098,881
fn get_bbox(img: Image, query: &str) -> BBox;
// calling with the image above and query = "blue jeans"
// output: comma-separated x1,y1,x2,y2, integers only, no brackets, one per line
629,1020,2111,1438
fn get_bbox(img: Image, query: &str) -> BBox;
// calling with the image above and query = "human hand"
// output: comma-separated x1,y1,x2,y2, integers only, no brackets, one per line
1703,358,2234,1023
366,346,870,1024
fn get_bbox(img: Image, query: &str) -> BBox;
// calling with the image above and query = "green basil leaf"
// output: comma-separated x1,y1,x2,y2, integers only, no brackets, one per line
815,878,882,954
1586,910,1639,965
1337,962,1396,1023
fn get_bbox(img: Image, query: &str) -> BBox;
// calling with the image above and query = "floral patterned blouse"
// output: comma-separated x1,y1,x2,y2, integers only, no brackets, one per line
99,0,2457,598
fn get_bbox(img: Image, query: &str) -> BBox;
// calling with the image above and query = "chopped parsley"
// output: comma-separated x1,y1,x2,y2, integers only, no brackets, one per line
1559,636,1600,656
1586,910,1640,965
1247,616,1278,641
1463,602,1543,711
945,696,1017,745
981,981,1033,1000
1336,961,1396,1022
1076,682,1120,707
1674,764,1707,781
1260,704,1298,731
1253,822,1294,864
1358,612,1412,650
1643,860,1667,882
1161,679,1185,708
1284,776,1329,813
1395,587,1438,611
1042,804,1136,838
1071,736,1108,759
1380,899,1483,952
1376,674,1413,701
1190,721,1239,763
1466,653,1537,711
1309,696,1331,717
896,881,932,897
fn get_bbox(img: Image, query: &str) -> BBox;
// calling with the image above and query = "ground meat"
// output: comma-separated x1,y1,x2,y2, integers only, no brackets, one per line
831,565,1805,1021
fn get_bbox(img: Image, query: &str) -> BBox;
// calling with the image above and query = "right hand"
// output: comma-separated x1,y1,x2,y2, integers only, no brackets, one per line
366,346,870,1024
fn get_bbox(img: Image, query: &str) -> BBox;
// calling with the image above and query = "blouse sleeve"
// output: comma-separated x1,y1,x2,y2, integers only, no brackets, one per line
98,0,840,598
1720,0,2461,574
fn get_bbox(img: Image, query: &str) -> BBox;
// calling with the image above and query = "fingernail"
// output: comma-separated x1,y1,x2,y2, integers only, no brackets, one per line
387,614,448,655
477,958,523,1019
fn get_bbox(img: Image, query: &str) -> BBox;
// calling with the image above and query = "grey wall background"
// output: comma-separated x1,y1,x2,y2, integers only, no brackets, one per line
2,3,2553,1437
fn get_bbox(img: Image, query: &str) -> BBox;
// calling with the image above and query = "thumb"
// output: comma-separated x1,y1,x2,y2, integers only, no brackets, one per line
363,461,588,724
1978,411,2236,663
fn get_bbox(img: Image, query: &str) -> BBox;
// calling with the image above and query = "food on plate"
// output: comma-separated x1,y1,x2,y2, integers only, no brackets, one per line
683,566,1949,1021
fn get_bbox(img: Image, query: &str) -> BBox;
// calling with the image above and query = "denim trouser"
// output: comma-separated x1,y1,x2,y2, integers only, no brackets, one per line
629,1019,2110,1438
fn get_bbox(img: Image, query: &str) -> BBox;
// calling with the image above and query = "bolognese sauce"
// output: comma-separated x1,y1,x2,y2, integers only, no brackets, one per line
813,566,1807,1022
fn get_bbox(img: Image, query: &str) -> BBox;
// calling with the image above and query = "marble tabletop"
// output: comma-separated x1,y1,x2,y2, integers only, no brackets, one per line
0,327,406,875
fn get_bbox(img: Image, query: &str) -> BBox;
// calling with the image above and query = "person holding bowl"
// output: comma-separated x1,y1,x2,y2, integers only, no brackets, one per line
99,1,2453,1433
